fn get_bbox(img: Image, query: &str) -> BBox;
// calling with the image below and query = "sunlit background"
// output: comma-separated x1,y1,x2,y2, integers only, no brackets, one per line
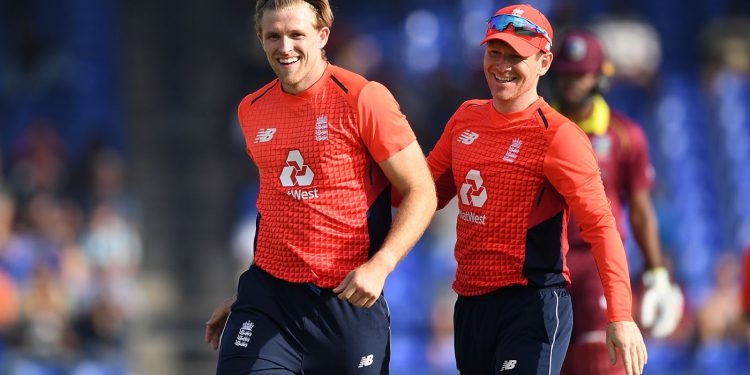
1,0,750,374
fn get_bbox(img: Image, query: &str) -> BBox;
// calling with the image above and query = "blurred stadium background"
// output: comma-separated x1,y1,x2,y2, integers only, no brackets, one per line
1,0,750,374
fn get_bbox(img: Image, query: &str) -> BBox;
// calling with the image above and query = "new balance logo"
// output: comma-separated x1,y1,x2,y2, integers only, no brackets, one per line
358,354,374,368
512,8,524,16
500,359,517,371
503,138,523,163
459,169,487,208
254,128,276,143
280,150,314,187
315,115,329,141
457,130,479,145
234,321,254,348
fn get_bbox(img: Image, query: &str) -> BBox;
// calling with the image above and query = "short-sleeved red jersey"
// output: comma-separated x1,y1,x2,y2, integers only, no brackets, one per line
567,106,654,248
427,97,633,322
237,64,416,288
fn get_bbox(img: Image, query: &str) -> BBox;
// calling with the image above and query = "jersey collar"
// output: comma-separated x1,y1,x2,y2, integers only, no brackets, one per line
577,94,610,136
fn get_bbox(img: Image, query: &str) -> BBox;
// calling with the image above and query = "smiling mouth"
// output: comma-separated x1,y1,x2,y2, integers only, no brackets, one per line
278,56,300,65
493,73,516,83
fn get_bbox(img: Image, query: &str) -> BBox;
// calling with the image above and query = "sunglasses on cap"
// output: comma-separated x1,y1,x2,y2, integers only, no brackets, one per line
486,14,551,43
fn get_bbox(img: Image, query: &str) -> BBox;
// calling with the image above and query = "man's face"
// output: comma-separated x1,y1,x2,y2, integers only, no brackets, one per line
554,72,599,107
483,40,551,108
259,3,329,94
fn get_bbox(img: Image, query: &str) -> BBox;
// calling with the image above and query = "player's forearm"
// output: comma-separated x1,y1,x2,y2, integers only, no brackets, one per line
629,198,664,269
371,184,437,273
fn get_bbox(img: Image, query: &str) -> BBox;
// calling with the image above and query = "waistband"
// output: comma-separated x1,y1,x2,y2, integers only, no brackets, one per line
457,283,566,301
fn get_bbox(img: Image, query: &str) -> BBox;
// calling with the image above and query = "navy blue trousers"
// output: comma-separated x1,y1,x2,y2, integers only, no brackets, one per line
217,265,390,374
454,285,572,375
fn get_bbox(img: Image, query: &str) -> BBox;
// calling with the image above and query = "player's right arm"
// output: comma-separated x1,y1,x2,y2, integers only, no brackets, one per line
334,140,437,308
334,81,437,308
426,115,458,209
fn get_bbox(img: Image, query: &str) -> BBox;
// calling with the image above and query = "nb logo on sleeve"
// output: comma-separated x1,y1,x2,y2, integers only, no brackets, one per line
457,130,479,145
254,128,277,143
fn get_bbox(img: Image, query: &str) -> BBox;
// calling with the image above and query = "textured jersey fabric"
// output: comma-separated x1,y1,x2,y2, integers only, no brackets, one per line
427,97,633,322
237,64,416,288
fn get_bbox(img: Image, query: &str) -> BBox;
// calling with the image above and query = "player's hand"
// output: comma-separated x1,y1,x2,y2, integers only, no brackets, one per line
205,296,236,350
640,267,684,338
606,321,647,375
333,255,394,308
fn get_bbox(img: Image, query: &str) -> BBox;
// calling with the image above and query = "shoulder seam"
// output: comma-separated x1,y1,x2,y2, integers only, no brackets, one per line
330,75,349,93
251,80,279,105
537,108,549,129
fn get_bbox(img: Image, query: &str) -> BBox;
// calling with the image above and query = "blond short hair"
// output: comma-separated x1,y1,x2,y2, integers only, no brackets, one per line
254,0,333,36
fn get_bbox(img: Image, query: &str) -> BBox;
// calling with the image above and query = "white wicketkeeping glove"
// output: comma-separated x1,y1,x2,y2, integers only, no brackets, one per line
640,267,684,338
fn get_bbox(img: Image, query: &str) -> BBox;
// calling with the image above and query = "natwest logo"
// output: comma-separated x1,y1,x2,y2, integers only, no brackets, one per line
459,209,486,225
459,169,487,208
280,150,319,201
280,150,314,187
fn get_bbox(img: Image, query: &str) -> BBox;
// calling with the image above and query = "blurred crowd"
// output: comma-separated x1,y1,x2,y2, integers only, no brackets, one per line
0,1,142,374
0,126,142,375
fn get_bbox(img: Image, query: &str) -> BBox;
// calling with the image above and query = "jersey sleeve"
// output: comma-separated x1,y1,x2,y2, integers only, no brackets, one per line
357,81,417,162
426,116,457,209
237,94,255,160
742,249,750,316
624,123,654,193
543,123,633,322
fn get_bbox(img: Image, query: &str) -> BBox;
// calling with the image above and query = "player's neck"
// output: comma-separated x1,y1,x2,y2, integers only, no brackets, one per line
561,97,594,123
492,90,540,114
281,60,328,95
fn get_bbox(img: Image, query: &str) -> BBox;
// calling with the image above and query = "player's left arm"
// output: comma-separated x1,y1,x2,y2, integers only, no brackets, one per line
629,190,663,269
334,141,436,308
626,123,683,338
544,122,646,375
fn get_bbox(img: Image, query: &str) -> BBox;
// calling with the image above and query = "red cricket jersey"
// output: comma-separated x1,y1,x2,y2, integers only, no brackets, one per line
427,97,633,322
237,64,416,288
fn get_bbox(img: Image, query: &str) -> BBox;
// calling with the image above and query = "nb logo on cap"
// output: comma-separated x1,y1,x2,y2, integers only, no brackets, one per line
512,8,525,16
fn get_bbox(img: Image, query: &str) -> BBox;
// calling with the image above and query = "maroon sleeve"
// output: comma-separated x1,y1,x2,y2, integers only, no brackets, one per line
623,119,654,193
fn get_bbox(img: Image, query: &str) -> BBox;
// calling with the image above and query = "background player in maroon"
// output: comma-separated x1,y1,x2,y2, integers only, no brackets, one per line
425,4,646,375
742,246,750,333
550,28,684,375
203,1,436,373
